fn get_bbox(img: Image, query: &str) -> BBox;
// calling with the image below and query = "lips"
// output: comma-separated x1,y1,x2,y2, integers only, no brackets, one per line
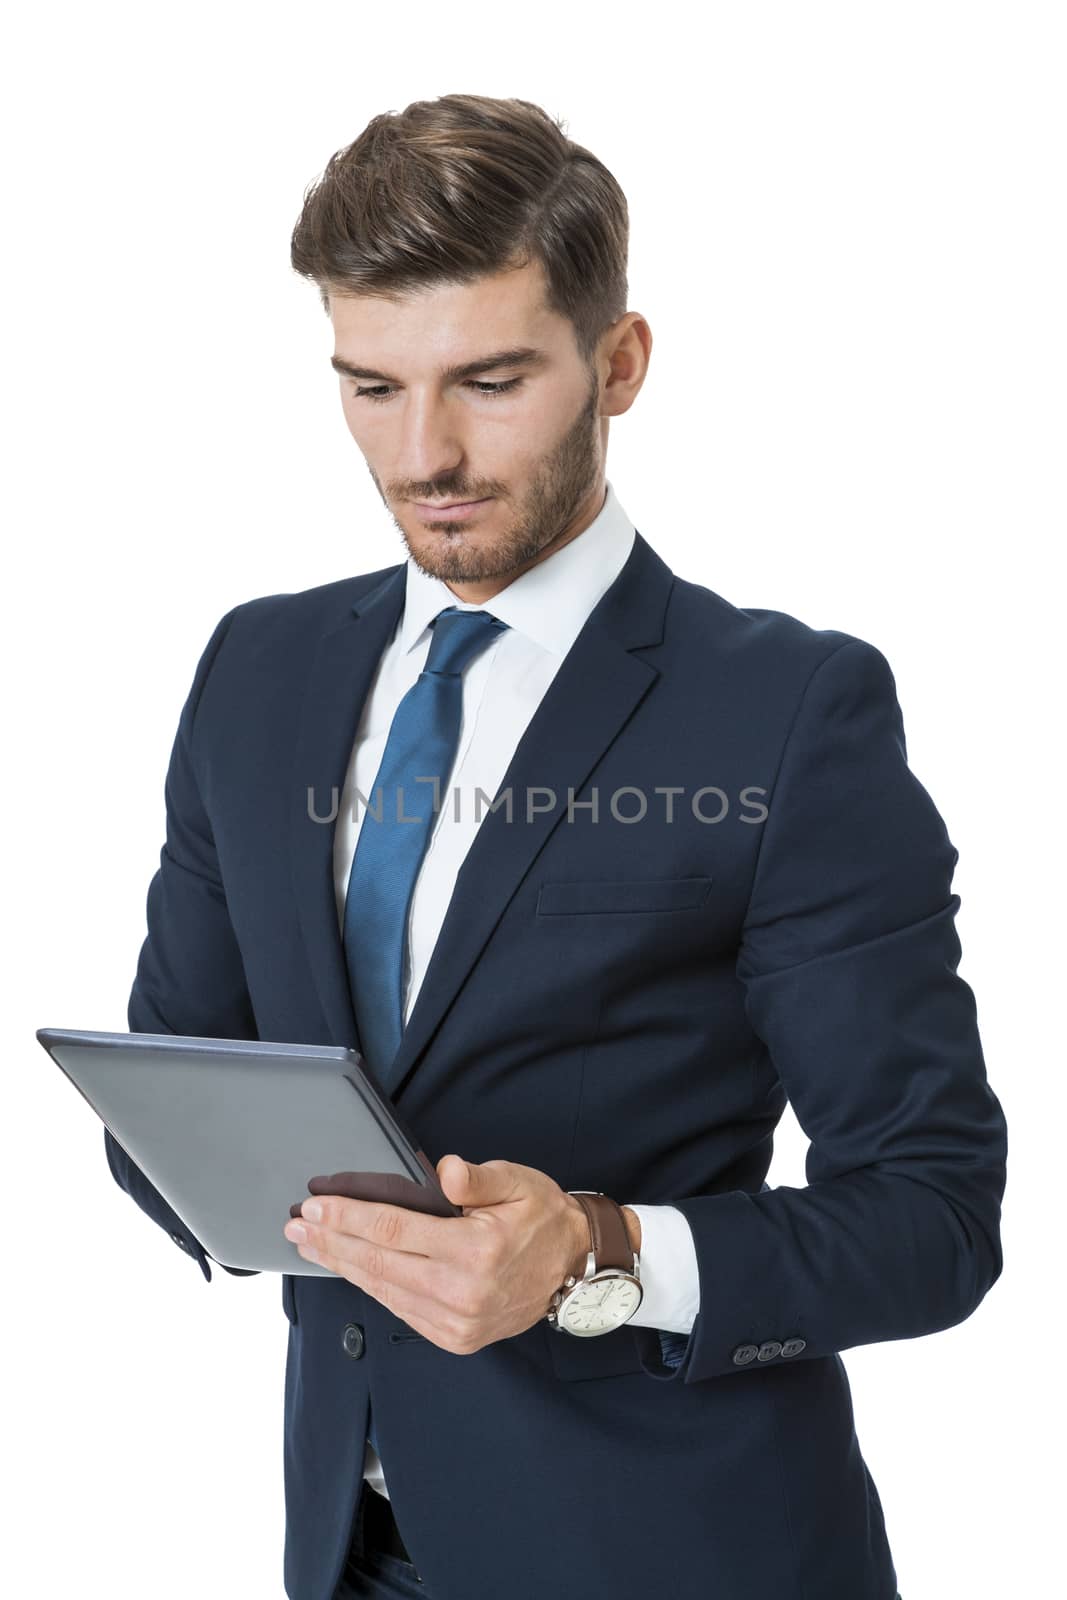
413,497,494,520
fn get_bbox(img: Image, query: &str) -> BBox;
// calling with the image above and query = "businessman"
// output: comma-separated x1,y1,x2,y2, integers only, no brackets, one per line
105,93,1007,1600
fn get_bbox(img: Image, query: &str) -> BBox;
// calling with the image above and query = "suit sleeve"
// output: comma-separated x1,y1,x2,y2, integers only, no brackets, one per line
628,637,1008,1383
104,604,260,1283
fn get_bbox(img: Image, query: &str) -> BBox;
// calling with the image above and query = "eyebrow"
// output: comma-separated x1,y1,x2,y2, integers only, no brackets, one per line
329,345,550,384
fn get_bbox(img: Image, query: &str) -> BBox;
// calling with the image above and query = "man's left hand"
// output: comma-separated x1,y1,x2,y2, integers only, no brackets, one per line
281,1157,592,1355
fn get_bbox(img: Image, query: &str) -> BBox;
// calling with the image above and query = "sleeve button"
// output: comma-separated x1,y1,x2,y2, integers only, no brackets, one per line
731,1343,759,1366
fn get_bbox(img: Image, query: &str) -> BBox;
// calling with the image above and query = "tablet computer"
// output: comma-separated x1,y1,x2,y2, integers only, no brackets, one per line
35,1027,462,1275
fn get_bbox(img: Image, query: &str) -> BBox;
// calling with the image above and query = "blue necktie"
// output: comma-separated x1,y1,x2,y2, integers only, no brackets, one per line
342,604,508,1467
343,605,509,1087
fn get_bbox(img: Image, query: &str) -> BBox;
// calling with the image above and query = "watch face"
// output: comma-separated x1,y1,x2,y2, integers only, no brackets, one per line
560,1273,643,1335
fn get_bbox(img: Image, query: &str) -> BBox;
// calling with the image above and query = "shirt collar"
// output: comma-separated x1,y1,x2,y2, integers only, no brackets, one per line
398,478,637,659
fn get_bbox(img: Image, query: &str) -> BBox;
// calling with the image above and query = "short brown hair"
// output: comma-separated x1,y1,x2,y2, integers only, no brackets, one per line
290,93,629,365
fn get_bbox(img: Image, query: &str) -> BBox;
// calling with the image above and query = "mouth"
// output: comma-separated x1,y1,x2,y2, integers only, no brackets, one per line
414,497,494,520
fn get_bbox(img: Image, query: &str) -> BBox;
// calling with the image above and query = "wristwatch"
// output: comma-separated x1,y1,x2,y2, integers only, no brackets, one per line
546,1190,643,1336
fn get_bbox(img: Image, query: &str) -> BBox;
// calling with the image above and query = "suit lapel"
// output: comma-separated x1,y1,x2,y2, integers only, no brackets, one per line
288,532,675,1091
288,564,407,1051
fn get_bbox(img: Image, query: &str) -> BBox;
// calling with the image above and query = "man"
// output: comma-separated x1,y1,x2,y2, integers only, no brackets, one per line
106,94,1006,1600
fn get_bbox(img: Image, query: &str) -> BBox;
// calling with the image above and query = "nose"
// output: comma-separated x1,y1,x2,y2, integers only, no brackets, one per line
394,398,471,493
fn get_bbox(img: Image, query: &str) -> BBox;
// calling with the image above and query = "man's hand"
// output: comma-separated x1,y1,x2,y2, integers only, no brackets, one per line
281,1157,594,1355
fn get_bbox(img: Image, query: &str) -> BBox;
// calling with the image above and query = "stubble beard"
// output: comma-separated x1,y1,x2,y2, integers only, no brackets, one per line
382,370,603,585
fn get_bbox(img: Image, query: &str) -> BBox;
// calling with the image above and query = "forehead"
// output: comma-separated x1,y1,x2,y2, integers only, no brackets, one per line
328,257,569,359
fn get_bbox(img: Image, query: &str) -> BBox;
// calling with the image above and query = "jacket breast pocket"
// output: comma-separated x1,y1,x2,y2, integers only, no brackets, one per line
281,1273,299,1325
536,876,713,916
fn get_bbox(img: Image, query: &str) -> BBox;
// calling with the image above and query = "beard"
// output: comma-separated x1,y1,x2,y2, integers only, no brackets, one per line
374,367,603,585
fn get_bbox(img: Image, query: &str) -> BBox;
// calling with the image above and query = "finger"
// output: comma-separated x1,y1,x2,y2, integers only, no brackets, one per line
347,1267,469,1351
300,1194,468,1261
299,1232,470,1342
301,1226,469,1307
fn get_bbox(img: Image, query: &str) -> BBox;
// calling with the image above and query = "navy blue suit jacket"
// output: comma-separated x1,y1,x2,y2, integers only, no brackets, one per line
105,530,1007,1600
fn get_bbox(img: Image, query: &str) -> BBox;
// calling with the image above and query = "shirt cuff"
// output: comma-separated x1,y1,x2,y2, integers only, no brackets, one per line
622,1203,700,1335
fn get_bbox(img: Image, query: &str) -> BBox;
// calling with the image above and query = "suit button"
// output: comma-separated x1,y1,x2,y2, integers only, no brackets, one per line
780,1337,807,1358
342,1323,365,1360
170,1231,192,1254
732,1343,759,1366
757,1340,783,1361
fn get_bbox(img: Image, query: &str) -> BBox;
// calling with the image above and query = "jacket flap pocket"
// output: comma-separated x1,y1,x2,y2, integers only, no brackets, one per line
543,1320,646,1381
536,876,713,916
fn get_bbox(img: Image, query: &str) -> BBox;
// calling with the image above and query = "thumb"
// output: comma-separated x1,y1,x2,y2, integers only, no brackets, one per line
437,1153,509,1204
437,1153,477,1199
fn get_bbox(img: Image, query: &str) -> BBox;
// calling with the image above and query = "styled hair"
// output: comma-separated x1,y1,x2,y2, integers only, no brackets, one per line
289,93,629,366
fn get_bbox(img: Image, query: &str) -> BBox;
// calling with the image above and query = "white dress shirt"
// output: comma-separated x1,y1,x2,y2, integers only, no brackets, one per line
332,479,701,1498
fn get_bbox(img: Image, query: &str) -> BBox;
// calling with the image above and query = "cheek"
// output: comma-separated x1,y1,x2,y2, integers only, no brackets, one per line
340,397,369,438
508,406,566,465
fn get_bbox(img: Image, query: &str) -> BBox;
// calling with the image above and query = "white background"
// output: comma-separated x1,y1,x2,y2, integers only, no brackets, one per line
5,3,1061,1595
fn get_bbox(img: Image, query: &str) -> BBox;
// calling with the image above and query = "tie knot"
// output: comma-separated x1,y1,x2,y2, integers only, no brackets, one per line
424,605,509,678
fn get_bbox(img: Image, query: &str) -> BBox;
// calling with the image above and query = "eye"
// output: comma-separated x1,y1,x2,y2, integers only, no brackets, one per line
351,378,524,405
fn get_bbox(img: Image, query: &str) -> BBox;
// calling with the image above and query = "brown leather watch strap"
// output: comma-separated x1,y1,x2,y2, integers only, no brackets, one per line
570,1192,634,1272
